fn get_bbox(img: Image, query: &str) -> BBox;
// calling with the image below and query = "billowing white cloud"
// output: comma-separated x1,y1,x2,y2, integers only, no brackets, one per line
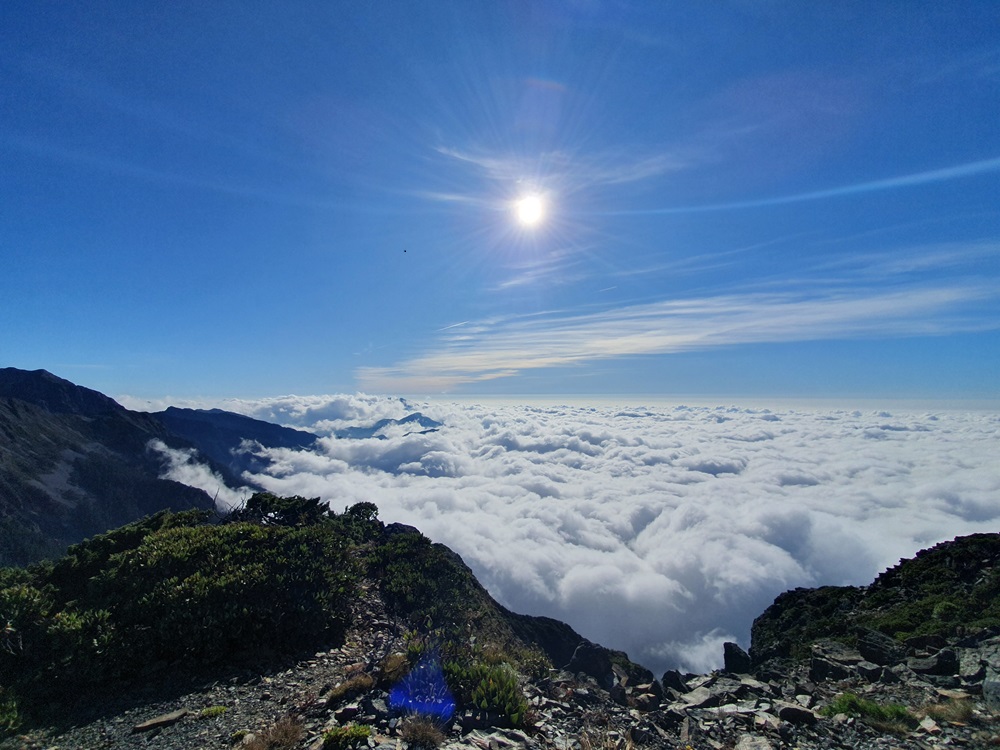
147,439,253,510
180,398,1000,676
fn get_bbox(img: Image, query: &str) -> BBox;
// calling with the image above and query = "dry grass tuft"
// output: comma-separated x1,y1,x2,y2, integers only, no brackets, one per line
579,727,634,750
326,673,375,704
378,652,411,688
399,715,446,749
922,697,974,724
243,715,305,750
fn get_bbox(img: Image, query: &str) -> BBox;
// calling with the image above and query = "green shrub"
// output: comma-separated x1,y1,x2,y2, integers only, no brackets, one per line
822,692,916,734
444,660,528,726
86,522,355,670
366,532,469,626
199,705,227,719
0,688,21,733
0,507,358,722
322,723,371,750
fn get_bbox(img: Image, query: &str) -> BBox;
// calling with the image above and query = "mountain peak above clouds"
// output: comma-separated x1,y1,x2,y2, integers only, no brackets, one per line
333,412,444,440
0,367,124,417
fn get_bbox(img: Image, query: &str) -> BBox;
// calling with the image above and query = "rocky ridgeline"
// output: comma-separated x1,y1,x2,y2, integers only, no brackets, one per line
4,509,1000,750
11,590,1000,750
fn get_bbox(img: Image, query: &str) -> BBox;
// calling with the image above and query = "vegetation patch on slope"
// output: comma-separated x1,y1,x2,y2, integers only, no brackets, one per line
750,533,1000,663
0,492,604,735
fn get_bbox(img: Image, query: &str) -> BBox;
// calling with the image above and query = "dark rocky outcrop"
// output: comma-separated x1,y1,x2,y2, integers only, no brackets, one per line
724,641,753,674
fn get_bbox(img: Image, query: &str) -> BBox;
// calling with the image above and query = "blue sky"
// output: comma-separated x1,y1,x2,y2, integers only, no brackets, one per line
3,1,999,401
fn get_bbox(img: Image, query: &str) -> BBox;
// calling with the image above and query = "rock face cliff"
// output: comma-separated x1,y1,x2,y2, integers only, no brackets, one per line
0,368,219,565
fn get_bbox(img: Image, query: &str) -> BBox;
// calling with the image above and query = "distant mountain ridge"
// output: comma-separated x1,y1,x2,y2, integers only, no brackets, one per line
0,368,341,566
0,368,221,565
154,406,320,476
333,411,443,440
0,368,121,417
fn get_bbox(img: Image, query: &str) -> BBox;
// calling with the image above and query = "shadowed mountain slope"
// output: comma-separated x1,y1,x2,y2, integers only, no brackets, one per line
153,406,320,476
0,369,220,565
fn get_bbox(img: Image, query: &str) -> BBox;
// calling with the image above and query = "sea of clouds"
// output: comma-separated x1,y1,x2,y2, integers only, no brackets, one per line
138,394,1000,676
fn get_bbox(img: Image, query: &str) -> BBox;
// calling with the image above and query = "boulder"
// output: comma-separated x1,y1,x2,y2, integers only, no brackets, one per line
810,641,860,682
724,642,753,674
564,640,613,686
635,680,664,699
609,683,628,707
662,669,690,693
809,656,852,682
907,649,959,676
905,634,947,651
983,667,1000,710
132,709,189,733
856,628,907,666
632,692,661,711
774,701,818,725
856,660,883,682
679,686,720,709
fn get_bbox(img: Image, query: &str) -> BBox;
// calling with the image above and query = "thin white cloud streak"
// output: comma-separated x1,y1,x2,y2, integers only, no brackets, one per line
220,400,1000,675
357,284,996,392
431,145,694,194
604,155,1000,215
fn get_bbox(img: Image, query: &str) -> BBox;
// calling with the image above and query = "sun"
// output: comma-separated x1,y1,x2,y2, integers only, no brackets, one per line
514,194,546,227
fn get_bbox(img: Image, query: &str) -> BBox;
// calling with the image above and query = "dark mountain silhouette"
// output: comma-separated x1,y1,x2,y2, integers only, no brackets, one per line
153,406,320,476
0,368,225,565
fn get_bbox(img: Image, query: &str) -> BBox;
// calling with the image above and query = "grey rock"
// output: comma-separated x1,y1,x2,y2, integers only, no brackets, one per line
632,692,661,711
609,683,628,707
809,656,852,682
635,680,664,699
662,669,690,693
857,627,907,666
812,640,862,664
564,640,613,686
724,641,753,674
131,709,189,733
905,634,947,651
773,701,818,725
982,667,1000,709
679,686,720,709
736,735,775,750
856,660,883,682
907,648,959,676
960,649,987,680
333,704,360,722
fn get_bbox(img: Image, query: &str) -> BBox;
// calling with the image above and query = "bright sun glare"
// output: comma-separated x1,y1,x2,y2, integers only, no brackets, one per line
515,194,545,227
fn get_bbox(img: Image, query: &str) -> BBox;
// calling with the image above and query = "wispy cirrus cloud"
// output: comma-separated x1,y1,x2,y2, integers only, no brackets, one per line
357,283,997,392
602,156,1000,216
430,145,695,195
